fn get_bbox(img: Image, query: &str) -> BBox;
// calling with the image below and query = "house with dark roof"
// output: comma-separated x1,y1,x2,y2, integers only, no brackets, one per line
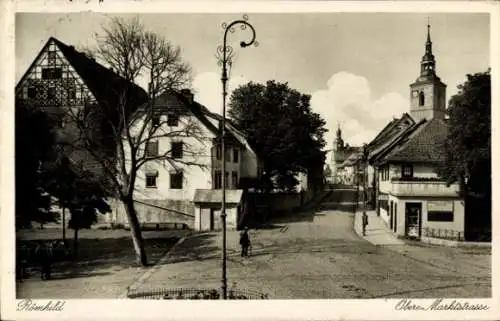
108,89,262,231
365,25,464,241
15,37,149,173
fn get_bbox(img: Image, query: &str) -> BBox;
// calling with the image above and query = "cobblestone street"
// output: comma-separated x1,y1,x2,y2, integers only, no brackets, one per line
135,189,491,299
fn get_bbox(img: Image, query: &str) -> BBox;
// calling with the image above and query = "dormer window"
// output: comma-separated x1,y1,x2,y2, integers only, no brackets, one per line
419,91,425,106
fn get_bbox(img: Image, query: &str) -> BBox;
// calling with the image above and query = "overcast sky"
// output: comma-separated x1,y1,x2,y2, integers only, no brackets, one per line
16,12,490,150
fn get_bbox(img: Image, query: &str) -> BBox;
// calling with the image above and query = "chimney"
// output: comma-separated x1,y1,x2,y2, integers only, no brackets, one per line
180,89,194,104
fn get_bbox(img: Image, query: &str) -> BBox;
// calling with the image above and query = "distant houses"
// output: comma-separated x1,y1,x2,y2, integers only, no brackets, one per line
328,126,362,186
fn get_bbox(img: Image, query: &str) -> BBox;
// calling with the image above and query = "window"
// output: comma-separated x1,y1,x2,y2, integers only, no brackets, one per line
145,174,157,188
216,147,222,160
224,171,229,187
232,171,238,188
402,165,413,178
427,211,454,222
214,170,222,189
170,172,183,189
47,87,56,100
233,149,239,163
419,91,425,106
152,116,160,127
145,141,159,157
27,86,37,99
67,88,76,100
167,114,179,127
42,68,62,79
47,51,56,64
171,142,183,159
380,166,390,181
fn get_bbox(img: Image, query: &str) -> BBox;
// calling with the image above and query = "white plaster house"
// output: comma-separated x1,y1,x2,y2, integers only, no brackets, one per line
109,89,261,231
365,25,464,241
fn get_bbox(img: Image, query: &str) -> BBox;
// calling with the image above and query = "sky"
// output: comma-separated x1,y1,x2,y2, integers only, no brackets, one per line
15,12,490,152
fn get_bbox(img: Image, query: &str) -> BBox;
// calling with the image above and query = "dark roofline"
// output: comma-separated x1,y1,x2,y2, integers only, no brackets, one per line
372,118,428,166
16,37,148,107
15,38,53,92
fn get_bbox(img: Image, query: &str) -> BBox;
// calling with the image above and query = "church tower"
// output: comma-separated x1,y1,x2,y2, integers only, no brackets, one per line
334,124,344,151
409,23,447,122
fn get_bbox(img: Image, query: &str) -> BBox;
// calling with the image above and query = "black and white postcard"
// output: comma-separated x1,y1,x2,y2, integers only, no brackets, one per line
1,1,498,320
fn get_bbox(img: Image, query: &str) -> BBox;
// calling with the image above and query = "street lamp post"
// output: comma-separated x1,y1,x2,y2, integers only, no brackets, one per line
218,15,257,300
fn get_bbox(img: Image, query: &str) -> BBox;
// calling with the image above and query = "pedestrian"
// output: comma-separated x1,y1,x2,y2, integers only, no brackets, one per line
239,227,251,257
16,242,29,282
362,212,368,236
37,240,53,280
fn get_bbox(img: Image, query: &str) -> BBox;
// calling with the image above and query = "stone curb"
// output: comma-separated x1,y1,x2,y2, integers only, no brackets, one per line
118,232,193,299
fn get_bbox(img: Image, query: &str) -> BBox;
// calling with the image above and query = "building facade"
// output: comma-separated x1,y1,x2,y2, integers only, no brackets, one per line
366,25,464,241
107,90,261,231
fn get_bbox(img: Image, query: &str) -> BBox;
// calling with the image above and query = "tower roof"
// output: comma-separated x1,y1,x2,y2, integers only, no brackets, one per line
414,21,441,84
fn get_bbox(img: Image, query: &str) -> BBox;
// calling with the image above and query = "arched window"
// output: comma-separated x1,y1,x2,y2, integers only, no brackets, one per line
419,91,425,106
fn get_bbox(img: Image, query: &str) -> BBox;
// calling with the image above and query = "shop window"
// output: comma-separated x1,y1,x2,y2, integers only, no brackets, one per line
427,211,454,222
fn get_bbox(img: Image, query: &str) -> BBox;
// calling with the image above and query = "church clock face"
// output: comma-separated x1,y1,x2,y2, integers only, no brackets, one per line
412,90,419,98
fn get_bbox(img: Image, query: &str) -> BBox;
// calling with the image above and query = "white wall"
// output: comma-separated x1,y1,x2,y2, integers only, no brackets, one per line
390,196,465,237
129,114,214,202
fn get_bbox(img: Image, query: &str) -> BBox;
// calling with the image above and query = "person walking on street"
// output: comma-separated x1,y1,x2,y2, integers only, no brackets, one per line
37,240,53,280
362,212,368,236
239,227,251,257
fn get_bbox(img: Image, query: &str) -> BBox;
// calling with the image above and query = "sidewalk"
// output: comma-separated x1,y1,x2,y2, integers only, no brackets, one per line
354,210,404,245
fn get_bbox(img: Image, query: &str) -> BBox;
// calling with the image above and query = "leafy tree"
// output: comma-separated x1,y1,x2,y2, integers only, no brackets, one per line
15,99,58,228
228,80,327,192
441,70,490,196
44,157,111,255
440,70,491,239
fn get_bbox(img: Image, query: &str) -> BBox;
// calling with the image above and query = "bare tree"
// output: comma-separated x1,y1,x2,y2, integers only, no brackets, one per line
61,17,203,266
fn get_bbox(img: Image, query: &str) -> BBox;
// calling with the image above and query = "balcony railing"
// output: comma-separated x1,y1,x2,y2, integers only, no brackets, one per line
390,177,460,197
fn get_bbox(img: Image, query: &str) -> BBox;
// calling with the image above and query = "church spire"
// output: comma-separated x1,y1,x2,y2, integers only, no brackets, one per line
426,19,431,43
335,122,344,150
420,20,436,77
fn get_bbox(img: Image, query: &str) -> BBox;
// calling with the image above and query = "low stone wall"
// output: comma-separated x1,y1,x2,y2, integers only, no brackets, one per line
104,198,195,229
420,236,491,248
